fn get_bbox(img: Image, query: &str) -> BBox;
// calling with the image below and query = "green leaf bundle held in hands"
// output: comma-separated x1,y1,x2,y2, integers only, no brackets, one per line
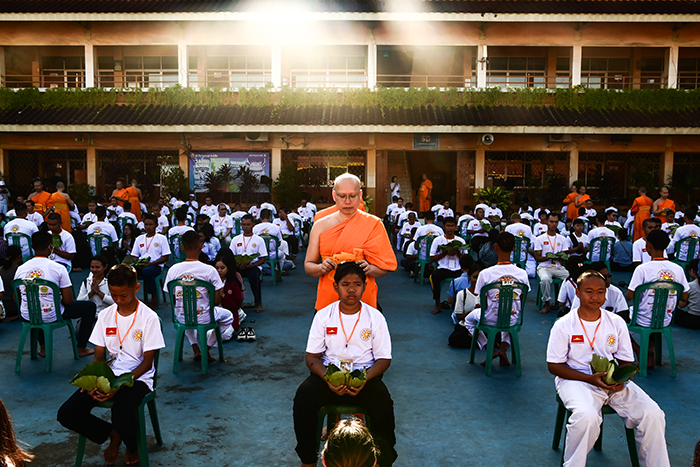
323,364,367,388
235,253,260,265
132,256,151,267
438,240,470,252
70,361,135,394
590,354,639,385
546,252,569,262
480,221,493,232
52,234,63,248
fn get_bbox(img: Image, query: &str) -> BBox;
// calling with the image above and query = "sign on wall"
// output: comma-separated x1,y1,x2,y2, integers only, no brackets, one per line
189,151,271,193
413,133,439,149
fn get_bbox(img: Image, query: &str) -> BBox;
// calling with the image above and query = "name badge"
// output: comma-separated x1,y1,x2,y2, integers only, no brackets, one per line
326,327,337,335
571,335,584,343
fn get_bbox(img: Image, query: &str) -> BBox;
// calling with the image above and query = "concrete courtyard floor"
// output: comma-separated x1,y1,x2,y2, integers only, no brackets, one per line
1,251,699,466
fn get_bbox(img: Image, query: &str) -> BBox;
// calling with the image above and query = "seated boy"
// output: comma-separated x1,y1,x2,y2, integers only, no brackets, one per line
129,214,171,310
429,217,466,314
57,264,165,466
676,259,700,329
547,270,670,467
293,262,397,467
163,230,233,362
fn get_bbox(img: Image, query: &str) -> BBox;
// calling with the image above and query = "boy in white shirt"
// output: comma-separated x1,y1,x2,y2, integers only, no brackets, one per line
47,213,77,270
429,217,466,314
79,200,99,231
397,211,419,250
86,205,119,255
211,203,234,246
668,206,700,262
150,204,170,235
535,212,575,314
413,210,443,240
566,218,589,262
229,214,267,313
247,202,261,219
58,264,165,467
660,210,678,237
253,209,283,278
273,208,298,264
547,270,670,467
293,262,396,467
390,197,406,224
106,197,124,225
186,194,199,217
130,214,171,310
587,212,616,264
583,199,596,217
260,200,277,216
467,208,490,253
437,200,454,219
533,209,549,237
3,202,38,259
117,201,138,229
199,196,218,219
504,212,536,272
25,200,44,227
604,209,622,228
168,207,195,237
163,230,234,362
633,218,666,265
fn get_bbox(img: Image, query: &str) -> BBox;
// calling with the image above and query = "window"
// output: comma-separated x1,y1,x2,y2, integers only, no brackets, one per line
486,57,546,88
282,151,366,186
679,58,700,89
205,54,271,88
289,51,366,88
639,57,665,89
581,57,631,89
123,56,178,88
41,56,85,88
579,152,661,202
556,57,571,88
486,152,567,188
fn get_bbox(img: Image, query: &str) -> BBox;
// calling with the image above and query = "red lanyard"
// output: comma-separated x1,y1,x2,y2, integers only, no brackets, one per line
339,307,362,350
578,314,602,350
116,304,139,350
144,234,156,252
547,234,558,251
497,261,510,265
242,235,253,251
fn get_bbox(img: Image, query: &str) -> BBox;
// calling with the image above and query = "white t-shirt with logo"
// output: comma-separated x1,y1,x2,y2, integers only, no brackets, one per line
474,264,530,327
26,212,43,227
3,218,38,258
414,224,443,240
229,234,268,269
457,214,474,235
52,229,77,268
287,212,304,235
253,222,283,259
557,278,578,308
15,256,71,322
505,222,535,262
467,219,490,238
534,233,572,267
82,212,98,226
571,284,629,315
628,259,689,327
211,214,234,237
132,234,172,266
163,261,224,325
533,222,548,236
168,225,194,238
306,301,391,371
669,224,700,261
429,236,466,271
260,202,277,215
485,207,503,219
106,205,124,222
87,221,119,243
399,221,420,241
200,204,218,219
587,226,616,262
437,208,454,219
390,207,406,223
273,217,295,236
546,308,634,380
89,302,165,391
117,212,138,226
385,203,398,217
632,238,668,264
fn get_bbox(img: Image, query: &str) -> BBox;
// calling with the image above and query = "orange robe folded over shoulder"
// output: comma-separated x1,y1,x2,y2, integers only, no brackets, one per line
563,192,577,220
658,199,676,213
316,211,397,310
32,191,52,216
630,195,653,242
314,203,366,222
49,192,71,232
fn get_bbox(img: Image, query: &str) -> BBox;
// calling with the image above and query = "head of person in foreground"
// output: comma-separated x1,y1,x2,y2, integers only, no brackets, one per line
321,417,379,467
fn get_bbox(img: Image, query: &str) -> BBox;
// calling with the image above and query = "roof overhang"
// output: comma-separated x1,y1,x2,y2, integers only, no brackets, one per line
1,124,698,135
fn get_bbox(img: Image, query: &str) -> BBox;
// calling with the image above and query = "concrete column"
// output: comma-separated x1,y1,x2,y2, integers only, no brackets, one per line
667,44,679,89
0,148,7,175
86,147,97,187
0,47,5,88
179,148,189,180
569,147,579,186
271,147,282,181
475,146,486,188
84,44,95,88
271,44,282,88
663,139,674,185
375,150,388,216
571,45,582,87
366,149,376,188
177,41,188,87
477,45,488,88
367,42,377,89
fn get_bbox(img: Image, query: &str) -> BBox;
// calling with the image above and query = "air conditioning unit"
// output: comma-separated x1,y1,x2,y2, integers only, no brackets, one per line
245,132,269,142
548,134,573,143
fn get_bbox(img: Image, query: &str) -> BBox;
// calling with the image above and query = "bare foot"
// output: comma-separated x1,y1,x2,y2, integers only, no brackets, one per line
192,344,202,361
125,448,139,465
256,303,264,313
38,346,46,358
206,352,215,362
430,306,442,315
78,347,95,358
498,350,511,366
481,350,500,366
104,430,121,465
647,349,655,369
539,303,552,314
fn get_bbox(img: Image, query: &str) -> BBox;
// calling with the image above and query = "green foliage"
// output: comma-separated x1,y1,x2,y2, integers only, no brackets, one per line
71,361,135,394
68,182,95,208
272,164,303,209
590,353,639,385
161,166,189,199
234,253,260,265
473,186,512,212
363,195,373,214
234,166,261,204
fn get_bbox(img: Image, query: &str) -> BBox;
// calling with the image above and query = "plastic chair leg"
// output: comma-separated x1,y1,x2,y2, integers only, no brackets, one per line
15,325,30,372
216,328,225,362
44,328,54,373
172,328,186,374
68,322,80,360
664,330,676,378
74,435,87,467
637,330,650,377
198,329,209,375
551,402,566,450
654,333,663,365
30,328,39,360
626,426,641,467
468,329,478,364
483,329,496,377
136,405,150,467
147,399,163,445
510,332,522,377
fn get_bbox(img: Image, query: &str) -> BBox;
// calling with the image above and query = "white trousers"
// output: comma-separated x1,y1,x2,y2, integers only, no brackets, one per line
185,306,234,347
537,265,570,304
556,378,669,467
464,309,510,349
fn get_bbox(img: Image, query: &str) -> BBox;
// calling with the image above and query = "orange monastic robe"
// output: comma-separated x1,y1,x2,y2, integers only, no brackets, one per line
658,199,676,214
563,192,577,220
315,210,397,311
418,179,433,213
575,194,591,215
630,195,653,241
32,191,52,216
125,186,141,222
313,203,366,222
49,192,71,232
114,188,130,208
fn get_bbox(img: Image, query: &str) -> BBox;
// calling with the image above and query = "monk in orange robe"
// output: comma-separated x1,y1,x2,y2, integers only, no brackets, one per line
125,179,142,222
27,179,52,216
630,187,654,241
418,173,432,214
111,179,130,208
562,185,578,220
652,186,676,218
49,181,74,232
574,186,590,216
305,173,397,311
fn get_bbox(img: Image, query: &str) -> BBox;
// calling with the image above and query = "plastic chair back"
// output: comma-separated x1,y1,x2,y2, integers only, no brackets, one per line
118,217,131,238
168,234,187,263
168,279,215,326
260,234,281,285
477,280,529,329
458,219,471,239
70,216,79,231
511,236,531,270
630,280,683,330
12,278,63,325
6,232,33,263
233,218,242,236
674,236,700,265
87,233,113,257
415,235,435,263
588,236,615,268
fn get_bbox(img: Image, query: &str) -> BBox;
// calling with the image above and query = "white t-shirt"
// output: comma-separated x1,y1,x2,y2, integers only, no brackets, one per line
260,202,278,215
475,203,489,213
669,224,700,261
163,261,224,325
89,302,165,391
106,205,124,222
584,208,597,217
229,234,268,269
82,212,98,226
457,214,474,236
546,308,634,380
200,204,218,219
3,218,38,258
187,200,199,216
131,234,171,265
534,233,572,267
485,207,503,219
390,207,406,223
467,219,490,238
405,241,417,257
661,222,678,236
118,212,138,226
557,278,578,308
504,222,535,262
632,238,668,264
26,212,43,227
431,204,443,213
587,226,616,262
306,301,391,371
253,221,283,242
533,222,548,236
399,221,420,241
230,210,246,220
248,205,261,219
52,229,76,268
605,221,622,228
533,208,550,220
273,217,295,236
413,224,443,240
437,208,454,219
168,225,194,237
15,256,71,321
429,236,466,271
454,288,479,326
76,273,114,315
474,264,530,327
571,284,629,315
299,205,315,221
385,203,398,217
568,232,590,249
628,260,689,327
288,212,304,235
212,214,234,236
87,221,119,243
397,210,417,225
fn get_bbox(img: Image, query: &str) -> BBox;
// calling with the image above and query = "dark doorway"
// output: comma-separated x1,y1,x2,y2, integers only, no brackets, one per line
406,151,457,208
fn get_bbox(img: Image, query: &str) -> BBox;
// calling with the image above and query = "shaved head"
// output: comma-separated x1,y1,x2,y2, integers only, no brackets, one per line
332,173,362,215
56,181,65,189
333,173,361,192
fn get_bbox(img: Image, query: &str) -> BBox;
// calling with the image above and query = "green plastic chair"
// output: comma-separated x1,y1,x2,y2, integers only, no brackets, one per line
117,217,132,238
672,236,699,280
587,236,615,271
552,394,639,467
86,233,113,257
293,218,304,249
512,236,531,270
413,235,436,284
74,327,163,467
13,278,79,373
457,218,472,242
260,234,280,286
536,276,563,310
168,279,224,375
233,218,242,236
6,232,33,263
70,215,80,231
316,405,370,451
468,280,528,376
629,280,684,377
168,234,187,263
141,266,168,309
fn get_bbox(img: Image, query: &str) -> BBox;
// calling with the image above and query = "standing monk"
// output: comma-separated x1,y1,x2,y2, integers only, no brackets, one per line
49,182,75,232
27,178,52,217
125,179,142,222
574,185,590,215
562,185,578,220
652,186,676,218
630,186,653,241
418,173,432,216
305,173,397,311
111,179,130,208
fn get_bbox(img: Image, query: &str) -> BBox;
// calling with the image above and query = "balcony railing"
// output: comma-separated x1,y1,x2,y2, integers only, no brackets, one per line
2,73,85,88
485,74,571,88
287,71,367,88
580,74,668,89
188,71,272,88
95,72,178,88
377,74,471,88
